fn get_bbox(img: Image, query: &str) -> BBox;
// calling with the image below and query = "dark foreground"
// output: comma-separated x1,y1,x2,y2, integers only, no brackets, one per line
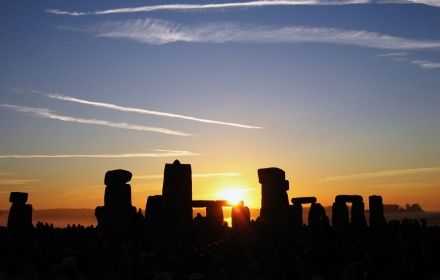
1,219,440,280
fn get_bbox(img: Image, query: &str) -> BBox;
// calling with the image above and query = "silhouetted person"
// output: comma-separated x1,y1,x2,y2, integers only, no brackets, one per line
7,192,33,248
369,195,386,228
258,167,290,227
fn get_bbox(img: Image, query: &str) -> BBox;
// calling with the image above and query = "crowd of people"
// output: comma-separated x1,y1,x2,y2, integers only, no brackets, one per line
1,217,439,280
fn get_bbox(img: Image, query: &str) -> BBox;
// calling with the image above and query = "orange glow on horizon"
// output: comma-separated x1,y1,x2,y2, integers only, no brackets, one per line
217,187,249,206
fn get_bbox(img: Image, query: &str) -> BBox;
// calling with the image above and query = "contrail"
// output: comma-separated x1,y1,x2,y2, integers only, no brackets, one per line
78,18,440,50
0,150,198,159
45,1,370,16
45,93,261,129
321,166,440,182
0,104,191,136
45,0,439,16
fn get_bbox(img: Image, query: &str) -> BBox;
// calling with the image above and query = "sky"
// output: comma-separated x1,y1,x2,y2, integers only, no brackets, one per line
1,0,440,211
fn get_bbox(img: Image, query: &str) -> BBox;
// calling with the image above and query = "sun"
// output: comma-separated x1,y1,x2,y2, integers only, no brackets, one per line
218,188,246,205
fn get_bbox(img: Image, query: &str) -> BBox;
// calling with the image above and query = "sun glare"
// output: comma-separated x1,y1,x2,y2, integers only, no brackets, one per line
218,188,246,205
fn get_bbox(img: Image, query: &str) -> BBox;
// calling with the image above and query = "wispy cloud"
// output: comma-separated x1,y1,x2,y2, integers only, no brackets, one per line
411,59,440,69
77,18,440,50
45,0,440,16
0,150,198,159
374,52,408,58
135,172,240,179
40,92,260,129
0,104,190,136
0,179,38,185
406,0,440,7
321,166,440,182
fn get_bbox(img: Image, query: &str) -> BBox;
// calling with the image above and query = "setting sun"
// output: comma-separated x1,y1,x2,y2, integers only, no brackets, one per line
218,188,248,205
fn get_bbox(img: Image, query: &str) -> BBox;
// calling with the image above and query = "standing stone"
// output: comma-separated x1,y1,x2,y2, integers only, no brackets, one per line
231,203,250,233
95,169,136,236
290,204,303,226
258,167,290,227
162,160,193,230
104,169,132,185
332,195,366,229
308,203,329,228
369,195,386,228
332,199,349,228
206,203,224,225
351,200,367,229
145,195,165,227
291,197,319,227
8,192,33,246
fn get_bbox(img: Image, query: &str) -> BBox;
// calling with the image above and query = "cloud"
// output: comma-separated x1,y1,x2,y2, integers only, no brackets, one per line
411,59,440,69
405,0,440,7
41,92,260,129
45,0,439,16
374,52,408,57
321,166,440,182
0,179,38,185
0,150,198,159
0,104,190,136
78,18,440,50
135,172,240,179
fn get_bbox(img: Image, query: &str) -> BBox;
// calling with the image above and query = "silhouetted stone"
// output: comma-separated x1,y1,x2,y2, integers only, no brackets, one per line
95,169,136,236
258,167,290,227
162,160,193,230
145,195,165,224
335,195,363,203
192,200,229,207
369,195,386,228
291,197,317,205
95,206,105,227
351,200,367,229
332,200,349,228
308,203,329,228
104,184,132,208
291,197,320,227
8,192,33,247
231,203,250,233
9,192,28,204
289,204,303,226
104,169,132,185
332,195,366,229
8,205,32,231
206,204,224,225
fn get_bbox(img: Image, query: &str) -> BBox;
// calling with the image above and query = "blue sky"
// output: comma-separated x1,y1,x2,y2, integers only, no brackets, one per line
1,0,439,210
